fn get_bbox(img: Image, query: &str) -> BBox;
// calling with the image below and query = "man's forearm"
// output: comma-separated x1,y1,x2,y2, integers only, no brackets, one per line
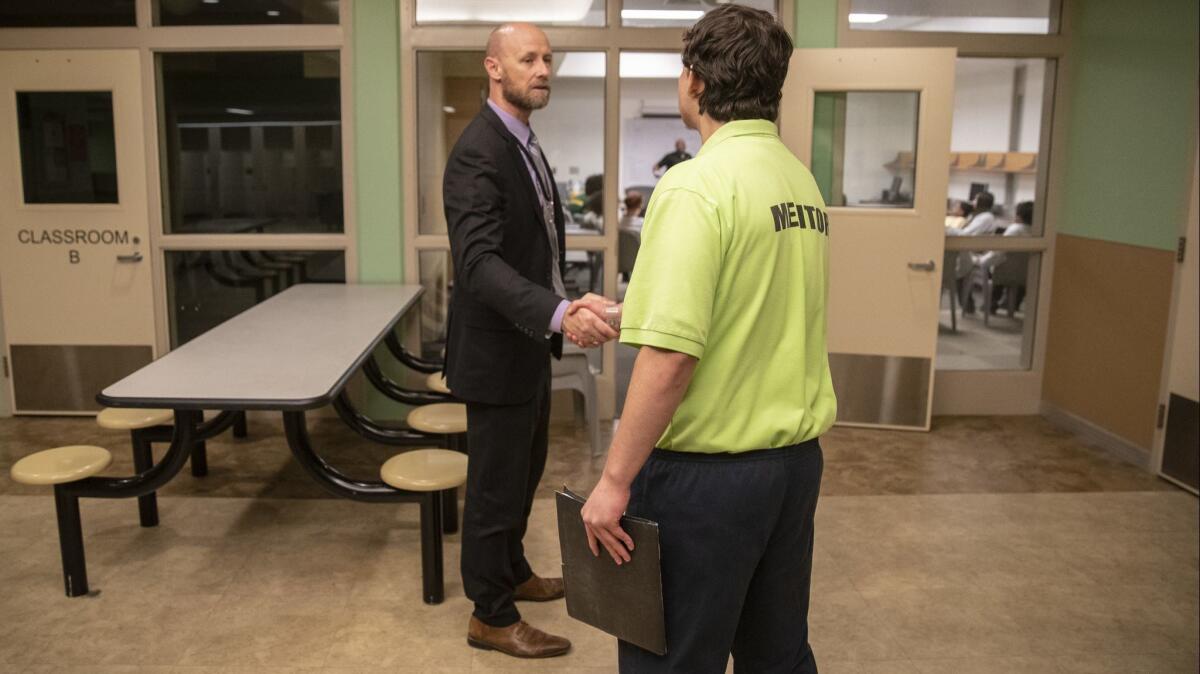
602,346,698,487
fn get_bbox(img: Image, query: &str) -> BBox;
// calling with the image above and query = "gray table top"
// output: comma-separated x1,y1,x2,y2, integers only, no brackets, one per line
99,284,423,411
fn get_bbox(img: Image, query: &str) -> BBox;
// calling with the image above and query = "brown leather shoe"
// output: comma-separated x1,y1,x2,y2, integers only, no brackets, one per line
513,574,565,602
467,616,572,658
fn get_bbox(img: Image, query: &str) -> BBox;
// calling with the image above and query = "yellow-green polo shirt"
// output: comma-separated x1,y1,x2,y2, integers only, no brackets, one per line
620,119,837,453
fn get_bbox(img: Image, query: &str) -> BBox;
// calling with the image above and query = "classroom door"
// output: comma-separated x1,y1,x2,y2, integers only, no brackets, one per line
779,48,955,430
0,50,155,413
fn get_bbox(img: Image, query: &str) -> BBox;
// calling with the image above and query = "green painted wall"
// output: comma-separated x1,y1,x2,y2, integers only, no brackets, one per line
1057,0,1199,251
354,0,404,283
794,0,838,49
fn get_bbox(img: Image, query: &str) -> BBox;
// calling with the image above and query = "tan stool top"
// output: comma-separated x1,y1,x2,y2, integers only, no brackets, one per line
426,371,451,395
407,402,467,434
11,446,113,486
97,407,173,430
380,449,467,492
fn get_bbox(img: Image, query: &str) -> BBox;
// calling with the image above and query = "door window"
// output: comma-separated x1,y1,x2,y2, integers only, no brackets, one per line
16,91,119,204
811,90,920,209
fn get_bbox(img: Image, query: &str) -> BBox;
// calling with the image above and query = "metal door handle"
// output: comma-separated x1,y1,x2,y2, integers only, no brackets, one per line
117,252,143,263
907,260,936,272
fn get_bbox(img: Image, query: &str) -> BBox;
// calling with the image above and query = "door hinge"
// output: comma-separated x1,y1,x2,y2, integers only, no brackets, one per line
1178,237,1187,263
1156,403,1166,429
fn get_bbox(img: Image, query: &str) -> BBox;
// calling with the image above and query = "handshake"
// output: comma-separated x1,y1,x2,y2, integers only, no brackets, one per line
563,293,622,349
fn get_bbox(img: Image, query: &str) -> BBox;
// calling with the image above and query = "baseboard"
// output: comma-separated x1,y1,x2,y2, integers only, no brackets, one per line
1040,401,1151,470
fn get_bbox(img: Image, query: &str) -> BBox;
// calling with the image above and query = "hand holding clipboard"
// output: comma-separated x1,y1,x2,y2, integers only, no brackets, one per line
556,488,667,656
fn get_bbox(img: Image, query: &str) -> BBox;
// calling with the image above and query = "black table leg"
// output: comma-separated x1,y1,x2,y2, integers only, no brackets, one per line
282,410,446,604
130,428,159,527
190,440,208,477
420,491,445,604
233,411,248,438
54,485,88,597
441,488,458,535
61,409,203,598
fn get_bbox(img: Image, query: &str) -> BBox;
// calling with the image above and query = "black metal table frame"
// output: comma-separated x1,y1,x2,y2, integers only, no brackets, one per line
82,321,460,604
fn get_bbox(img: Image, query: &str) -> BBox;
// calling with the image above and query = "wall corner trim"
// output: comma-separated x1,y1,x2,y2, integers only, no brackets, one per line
1040,400,1151,471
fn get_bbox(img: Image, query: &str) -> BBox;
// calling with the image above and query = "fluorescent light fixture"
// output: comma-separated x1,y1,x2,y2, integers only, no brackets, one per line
848,13,888,24
225,107,254,115
442,105,457,114
555,52,606,78
621,9,704,21
558,52,683,78
267,10,282,17
620,52,685,78
417,0,593,23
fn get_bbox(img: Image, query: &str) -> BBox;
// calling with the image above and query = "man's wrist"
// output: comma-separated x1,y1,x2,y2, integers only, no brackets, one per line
549,299,570,334
601,464,637,490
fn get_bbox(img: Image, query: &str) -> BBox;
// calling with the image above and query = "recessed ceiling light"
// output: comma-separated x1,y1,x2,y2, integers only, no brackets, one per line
202,0,220,4
225,107,254,115
621,9,705,21
848,13,888,24
267,10,281,17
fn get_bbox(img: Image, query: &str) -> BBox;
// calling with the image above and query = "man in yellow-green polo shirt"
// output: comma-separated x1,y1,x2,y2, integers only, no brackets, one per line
578,5,836,672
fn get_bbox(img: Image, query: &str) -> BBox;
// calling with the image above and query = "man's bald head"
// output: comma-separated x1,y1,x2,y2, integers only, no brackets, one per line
486,23,547,59
483,22,553,118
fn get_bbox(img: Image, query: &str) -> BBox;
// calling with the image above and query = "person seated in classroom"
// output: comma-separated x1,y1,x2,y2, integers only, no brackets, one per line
947,190,998,237
945,199,974,230
973,200,1034,312
619,190,644,232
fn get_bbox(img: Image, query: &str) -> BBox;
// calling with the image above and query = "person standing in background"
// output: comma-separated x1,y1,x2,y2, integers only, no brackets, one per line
651,138,693,177
441,22,620,659
581,6,836,672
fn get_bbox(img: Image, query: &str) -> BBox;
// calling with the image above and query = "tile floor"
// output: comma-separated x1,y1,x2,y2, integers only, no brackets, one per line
0,414,1195,673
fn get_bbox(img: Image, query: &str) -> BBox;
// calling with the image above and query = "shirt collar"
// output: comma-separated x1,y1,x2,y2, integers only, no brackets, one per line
487,99,532,146
696,119,779,157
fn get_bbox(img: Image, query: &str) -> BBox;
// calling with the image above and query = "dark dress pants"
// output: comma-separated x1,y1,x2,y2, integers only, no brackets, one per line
619,440,824,674
461,371,551,627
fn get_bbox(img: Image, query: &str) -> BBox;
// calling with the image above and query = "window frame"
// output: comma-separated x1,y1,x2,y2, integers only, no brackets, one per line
400,0,793,417
0,0,357,356
835,0,1076,407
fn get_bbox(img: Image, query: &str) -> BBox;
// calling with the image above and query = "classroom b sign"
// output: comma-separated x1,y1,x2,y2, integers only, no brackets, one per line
16,228,139,264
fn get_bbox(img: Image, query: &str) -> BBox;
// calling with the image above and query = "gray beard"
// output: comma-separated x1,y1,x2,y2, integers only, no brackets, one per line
502,82,550,112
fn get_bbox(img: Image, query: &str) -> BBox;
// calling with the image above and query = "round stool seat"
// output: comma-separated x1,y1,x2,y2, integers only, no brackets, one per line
426,372,451,395
380,449,468,492
407,403,467,434
11,446,113,486
96,407,173,430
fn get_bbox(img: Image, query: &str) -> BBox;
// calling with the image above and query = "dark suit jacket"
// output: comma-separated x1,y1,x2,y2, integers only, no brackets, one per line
442,104,566,405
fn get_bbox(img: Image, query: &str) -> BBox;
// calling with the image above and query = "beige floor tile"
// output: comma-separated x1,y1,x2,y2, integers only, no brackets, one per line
809,589,907,662
863,587,1032,660
817,660,922,674
176,606,353,668
2,408,1195,674
1053,653,1200,673
24,592,225,667
324,603,475,670
911,656,1065,673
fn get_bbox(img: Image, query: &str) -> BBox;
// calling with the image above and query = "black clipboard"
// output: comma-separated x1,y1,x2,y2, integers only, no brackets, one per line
555,487,666,655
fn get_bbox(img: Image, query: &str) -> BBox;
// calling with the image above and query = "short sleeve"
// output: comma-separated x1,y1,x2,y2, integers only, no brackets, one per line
619,186,722,359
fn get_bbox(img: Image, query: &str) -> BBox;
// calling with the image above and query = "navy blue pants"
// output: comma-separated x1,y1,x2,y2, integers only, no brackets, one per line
619,440,823,674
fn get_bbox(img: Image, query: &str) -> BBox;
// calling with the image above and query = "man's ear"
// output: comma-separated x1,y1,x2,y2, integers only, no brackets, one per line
687,73,705,101
483,56,503,82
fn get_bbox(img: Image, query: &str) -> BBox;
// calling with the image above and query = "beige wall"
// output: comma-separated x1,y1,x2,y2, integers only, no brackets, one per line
1042,234,1176,449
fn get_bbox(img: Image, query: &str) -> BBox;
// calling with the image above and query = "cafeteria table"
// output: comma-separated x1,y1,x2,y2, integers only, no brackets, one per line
83,283,459,602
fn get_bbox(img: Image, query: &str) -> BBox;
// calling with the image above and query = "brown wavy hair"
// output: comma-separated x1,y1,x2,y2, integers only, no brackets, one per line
681,4,793,122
